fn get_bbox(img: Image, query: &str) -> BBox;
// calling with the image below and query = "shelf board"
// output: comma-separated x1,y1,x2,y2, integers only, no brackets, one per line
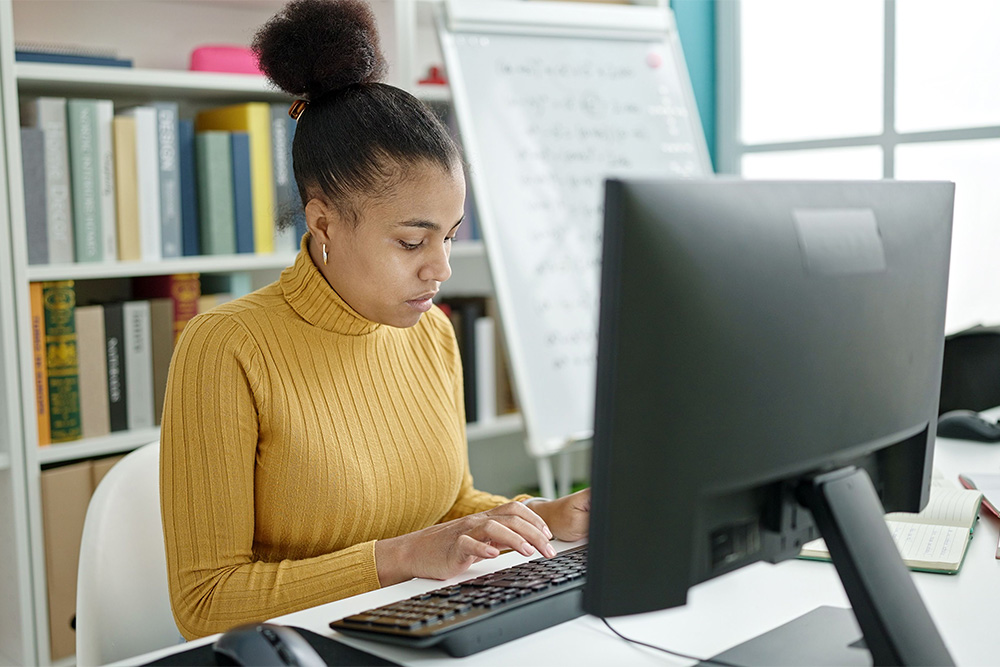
26,252,299,281
415,84,451,103
32,414,515,465
37,427,160,465
16,63,290,102
466,413,523,441
25,242,483,282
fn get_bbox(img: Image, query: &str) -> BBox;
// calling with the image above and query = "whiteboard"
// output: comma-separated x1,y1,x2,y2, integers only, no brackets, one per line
439,1,711,457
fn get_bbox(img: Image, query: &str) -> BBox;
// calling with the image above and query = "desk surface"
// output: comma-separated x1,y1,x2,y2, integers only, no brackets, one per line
126,435,1000,667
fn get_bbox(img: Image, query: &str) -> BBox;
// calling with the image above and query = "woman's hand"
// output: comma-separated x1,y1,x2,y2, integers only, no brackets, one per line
526,488,590,543
374,501,556,586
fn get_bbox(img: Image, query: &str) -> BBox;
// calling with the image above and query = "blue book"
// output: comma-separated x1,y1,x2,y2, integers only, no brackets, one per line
15,51,133,67
178,119,200,256
231,132,254,254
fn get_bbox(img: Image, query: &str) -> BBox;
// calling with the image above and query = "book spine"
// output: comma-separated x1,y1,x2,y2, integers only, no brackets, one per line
475,315,497,423
122,300,154,430
29,283,51,445
132,273,201,343
231,132,255,254
195,131,236,255
270,102,297,252
178,119,201,256
95,100,118,261
460,300,483,423
129,107,162,261
75,304,110,438
149,298,174,426
154,101,182,258
112,115,140,261
67,98,103,262
42,280,81,442
103,301,128,432
20,127,49,265
35,97,75,263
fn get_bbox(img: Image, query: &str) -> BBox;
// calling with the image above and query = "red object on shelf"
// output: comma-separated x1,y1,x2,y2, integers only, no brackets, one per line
189,45,261,75
418,66,448,85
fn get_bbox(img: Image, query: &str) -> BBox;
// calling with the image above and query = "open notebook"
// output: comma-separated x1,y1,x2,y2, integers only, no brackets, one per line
799,471,984,574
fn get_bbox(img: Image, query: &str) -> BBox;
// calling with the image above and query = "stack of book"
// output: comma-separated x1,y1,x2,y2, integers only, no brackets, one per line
27,274,235,445
18,98,304,266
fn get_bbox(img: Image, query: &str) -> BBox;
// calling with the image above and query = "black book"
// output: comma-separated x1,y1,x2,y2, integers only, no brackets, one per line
103,302,128,432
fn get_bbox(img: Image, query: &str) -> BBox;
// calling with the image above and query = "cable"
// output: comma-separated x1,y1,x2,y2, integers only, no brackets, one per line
600,617,744,667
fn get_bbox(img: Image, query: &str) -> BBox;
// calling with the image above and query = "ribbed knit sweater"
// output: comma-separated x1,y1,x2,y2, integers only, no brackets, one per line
160,238,521,639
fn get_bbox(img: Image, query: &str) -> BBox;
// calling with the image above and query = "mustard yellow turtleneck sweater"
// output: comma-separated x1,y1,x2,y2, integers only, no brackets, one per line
160,238,522,640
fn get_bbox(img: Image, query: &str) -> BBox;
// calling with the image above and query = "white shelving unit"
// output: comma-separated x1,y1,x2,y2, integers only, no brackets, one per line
0,1,509,663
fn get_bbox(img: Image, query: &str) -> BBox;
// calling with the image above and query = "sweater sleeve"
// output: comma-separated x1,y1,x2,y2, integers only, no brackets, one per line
160,313,381,640
434,310,530,523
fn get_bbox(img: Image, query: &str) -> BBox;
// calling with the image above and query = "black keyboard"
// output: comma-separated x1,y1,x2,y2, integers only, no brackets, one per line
330,545,587,657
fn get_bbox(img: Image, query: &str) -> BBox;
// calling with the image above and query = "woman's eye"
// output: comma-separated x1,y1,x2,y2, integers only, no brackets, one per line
399,240,422,250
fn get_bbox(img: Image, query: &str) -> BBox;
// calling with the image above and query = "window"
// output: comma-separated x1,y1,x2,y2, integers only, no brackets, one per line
719,0,1000,332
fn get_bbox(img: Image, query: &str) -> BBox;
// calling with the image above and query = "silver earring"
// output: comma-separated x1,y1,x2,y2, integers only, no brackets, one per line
322,243,328,265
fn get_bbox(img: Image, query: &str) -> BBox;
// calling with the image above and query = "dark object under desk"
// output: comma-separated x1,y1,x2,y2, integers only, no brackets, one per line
141,626,401,666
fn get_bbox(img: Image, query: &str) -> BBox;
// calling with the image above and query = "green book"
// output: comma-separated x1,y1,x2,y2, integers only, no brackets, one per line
43,280,81,442
67,99,104,262
195,130,236,255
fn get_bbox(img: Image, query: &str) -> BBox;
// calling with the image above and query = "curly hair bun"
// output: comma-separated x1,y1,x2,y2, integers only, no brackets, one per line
252,0,388,101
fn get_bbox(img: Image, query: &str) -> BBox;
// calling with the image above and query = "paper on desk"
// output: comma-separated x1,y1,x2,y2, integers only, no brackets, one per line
957,472,1000,559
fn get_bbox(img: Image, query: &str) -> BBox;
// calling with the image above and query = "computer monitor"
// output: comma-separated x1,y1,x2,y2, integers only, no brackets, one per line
584,178,956,666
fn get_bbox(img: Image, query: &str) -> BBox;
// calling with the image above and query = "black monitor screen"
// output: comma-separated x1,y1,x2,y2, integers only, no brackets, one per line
584,178,955,665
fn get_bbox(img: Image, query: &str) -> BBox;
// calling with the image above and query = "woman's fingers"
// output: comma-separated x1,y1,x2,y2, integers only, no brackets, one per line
475,516,556,558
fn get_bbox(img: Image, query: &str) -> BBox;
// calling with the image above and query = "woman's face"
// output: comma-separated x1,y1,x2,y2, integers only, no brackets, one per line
320,160,466,328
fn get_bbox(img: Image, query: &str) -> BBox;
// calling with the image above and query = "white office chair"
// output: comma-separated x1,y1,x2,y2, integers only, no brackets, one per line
76,441,182,666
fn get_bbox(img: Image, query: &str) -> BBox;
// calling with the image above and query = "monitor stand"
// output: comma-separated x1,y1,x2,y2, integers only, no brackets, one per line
699,605,867,667
703,466,953,667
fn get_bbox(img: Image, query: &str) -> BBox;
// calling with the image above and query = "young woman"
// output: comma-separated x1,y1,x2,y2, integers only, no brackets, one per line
160,0,590,640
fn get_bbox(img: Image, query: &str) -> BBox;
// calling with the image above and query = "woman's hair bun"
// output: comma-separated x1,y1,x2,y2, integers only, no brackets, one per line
252,0,388,101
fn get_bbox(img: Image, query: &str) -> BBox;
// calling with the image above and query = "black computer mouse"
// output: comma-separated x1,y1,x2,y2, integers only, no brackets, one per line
936,410,1000,442
213,623,326,666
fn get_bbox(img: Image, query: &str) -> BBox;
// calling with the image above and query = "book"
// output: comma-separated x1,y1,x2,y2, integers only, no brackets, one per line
799,484,985,574
132,273,201,344
475,315,497,423
270,102,298,251
195,102,275,253
42,280,81,442
15,43,133,68
75,304,110,438
485,297,518,415
20,127,49,265
95,99,118,261
103,301,128,432
154,101,182,258
195,130,236,255
178,119,200,256
29,283,51,445
112,115,141,261
122,300,155,430
124,106,162,261
22,97,75,264
148,298,174,425
231,132,255,254
67,98,103,262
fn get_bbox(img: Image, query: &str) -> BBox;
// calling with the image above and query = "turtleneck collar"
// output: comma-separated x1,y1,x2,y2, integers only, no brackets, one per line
280,233,382,336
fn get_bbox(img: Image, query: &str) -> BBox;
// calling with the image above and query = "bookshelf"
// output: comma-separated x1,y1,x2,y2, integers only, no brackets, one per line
0,1,513,665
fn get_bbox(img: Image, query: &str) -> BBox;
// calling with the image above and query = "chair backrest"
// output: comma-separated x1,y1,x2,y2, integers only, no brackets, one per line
76,441,181,666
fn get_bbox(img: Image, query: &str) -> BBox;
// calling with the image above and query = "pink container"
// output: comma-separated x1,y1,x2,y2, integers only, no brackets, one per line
189,45,261,75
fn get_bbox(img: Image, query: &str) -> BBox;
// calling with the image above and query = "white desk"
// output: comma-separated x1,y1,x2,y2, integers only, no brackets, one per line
126,436,1000,666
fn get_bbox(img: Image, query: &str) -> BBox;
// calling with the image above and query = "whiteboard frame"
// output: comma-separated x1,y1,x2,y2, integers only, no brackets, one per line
437,0,713,457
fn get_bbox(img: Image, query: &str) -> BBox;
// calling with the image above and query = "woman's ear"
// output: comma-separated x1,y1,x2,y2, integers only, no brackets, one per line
304,198,335,246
